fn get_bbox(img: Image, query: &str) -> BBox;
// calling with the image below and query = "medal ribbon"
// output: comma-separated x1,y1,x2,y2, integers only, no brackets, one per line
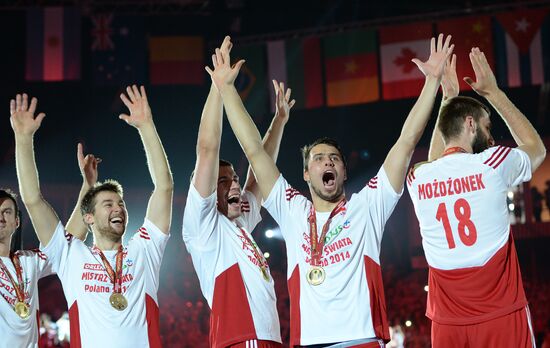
238,227,268,272
308,199,347,267
442,147,468,157
0,253,26,303
95,245,124,294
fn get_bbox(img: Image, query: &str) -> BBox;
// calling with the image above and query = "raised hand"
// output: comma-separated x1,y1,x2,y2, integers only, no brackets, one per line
441,53,459,99
464,47,499,97
119,85,152,129
272,79,296,124
9,93,46,137
412,34,454,80
77,143,101,187
205,36,245,91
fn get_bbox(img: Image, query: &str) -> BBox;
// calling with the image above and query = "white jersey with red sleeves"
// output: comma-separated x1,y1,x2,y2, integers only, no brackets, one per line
182,185,281,348
263,166,401,346
41,219,169,348
407,145,532,325
0,248,52,347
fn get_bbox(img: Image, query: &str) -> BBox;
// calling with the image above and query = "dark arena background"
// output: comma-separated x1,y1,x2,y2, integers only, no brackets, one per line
1,0,550,346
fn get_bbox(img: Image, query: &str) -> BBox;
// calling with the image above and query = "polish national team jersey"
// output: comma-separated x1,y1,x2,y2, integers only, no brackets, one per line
407,146,532,325
263,166,401,346
182,185,281,348
0,248,52,347
41,219,169,348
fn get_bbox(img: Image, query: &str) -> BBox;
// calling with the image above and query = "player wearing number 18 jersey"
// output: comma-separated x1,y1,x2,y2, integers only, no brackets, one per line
407,48,546,347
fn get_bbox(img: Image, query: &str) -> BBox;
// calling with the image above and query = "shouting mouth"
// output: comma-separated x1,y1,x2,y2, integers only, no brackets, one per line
322,171,336,189
227,193,241,209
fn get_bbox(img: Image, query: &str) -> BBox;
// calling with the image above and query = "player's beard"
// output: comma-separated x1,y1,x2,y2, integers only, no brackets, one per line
311,181,345,203
472,127,490,154
96,224,124,244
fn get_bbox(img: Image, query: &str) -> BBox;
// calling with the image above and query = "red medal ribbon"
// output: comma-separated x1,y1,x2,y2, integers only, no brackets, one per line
0,253,26,303
442,147,468,157
238,227,268,270
308,199,347,266
94,245,124,294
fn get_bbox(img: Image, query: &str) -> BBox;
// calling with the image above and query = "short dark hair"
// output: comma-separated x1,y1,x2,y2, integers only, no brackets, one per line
438,96,491,142
0,189,21,253
301,137,347,170
219,159,233,168
81,180,124,215
0,188,19,216
189,159,234,183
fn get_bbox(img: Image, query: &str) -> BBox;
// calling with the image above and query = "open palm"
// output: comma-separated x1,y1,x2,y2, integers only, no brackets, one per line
10,93,45,137
412,34,454,79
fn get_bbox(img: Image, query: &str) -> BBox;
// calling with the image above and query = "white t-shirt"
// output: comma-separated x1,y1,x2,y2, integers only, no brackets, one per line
0,248,53,348
182,185,281,348
263,166,401,346
407,146,532,324
41,219,169,348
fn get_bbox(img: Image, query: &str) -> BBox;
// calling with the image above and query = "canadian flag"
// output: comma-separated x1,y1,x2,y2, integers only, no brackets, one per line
380,22,432,100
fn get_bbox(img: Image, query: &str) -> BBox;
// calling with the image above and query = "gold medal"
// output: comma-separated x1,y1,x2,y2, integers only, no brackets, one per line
261,267,270,282
109,292,128,311
306,266,326,286
14,301,30,319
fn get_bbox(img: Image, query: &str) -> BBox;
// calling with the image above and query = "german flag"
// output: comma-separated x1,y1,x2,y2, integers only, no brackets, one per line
323,30,379,107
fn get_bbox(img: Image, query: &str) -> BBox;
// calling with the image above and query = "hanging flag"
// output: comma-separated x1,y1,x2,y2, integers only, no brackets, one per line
266,36,324,110
91,14,146,85
380,22,432,100
232,43,268,118
436,16,494,91
323,30,379,107
26,7,81,81
494,8,550,87
546,17,550,84
149,36,204,85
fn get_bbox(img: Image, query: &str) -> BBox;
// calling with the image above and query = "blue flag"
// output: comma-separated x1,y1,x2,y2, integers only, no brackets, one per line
91,14,146,85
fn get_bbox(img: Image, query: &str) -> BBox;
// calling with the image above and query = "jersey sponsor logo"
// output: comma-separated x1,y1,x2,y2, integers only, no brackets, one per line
323,219,351,245
417,173,486,201
84,263,104,271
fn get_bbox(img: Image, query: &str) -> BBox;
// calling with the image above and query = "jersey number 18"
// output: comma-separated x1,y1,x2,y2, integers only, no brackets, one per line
436,198,477,249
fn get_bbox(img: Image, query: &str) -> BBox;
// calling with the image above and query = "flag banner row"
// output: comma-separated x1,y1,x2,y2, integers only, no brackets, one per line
24,7,550,112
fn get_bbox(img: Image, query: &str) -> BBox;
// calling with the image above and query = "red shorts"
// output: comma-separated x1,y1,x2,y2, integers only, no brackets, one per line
346,341,385,348
229,340,282,348
431,306,536,348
